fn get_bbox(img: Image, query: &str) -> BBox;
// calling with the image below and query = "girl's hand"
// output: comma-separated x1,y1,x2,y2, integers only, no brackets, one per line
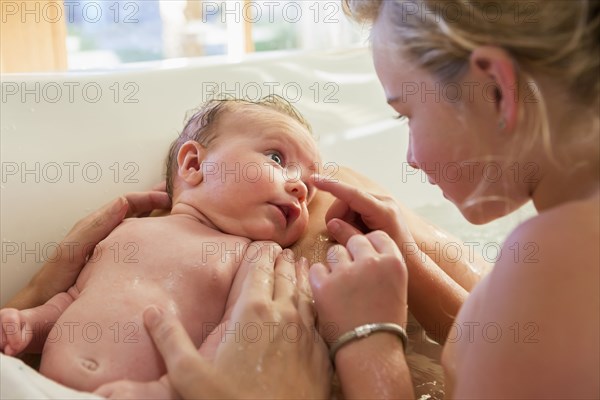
311,175,414,248
309,231,408,343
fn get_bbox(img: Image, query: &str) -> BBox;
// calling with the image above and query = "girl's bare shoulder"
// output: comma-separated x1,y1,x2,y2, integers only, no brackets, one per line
450,193,599,397
506,192,599,272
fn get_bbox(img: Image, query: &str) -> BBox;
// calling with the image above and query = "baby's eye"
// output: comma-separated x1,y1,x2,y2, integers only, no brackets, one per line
267,152,284,166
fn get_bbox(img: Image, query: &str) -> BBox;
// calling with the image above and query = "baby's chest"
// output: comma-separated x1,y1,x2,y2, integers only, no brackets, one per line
83,235,245,292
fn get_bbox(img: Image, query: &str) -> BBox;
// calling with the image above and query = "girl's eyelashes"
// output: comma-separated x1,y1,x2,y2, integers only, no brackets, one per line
394,113,408,122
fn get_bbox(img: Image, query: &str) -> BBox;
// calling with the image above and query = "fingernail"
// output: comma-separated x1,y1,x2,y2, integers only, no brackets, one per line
300,257,309,268
245,243,260,259
283,248,294,261
328,220,340,234
143,306,162,328
111,197,128,216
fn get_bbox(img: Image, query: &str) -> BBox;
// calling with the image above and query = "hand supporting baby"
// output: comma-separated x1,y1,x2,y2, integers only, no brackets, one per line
95,244,332,400
1,189,171,355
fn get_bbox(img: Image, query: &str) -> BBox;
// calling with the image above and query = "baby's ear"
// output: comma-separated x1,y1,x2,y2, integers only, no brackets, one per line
177,140,207,185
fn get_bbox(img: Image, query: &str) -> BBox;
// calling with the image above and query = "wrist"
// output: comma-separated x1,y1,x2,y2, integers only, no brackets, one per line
334,328,407,365
330,322,408,361
334,332,414,399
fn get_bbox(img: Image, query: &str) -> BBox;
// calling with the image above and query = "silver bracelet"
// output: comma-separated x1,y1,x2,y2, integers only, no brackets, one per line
329,322,409,360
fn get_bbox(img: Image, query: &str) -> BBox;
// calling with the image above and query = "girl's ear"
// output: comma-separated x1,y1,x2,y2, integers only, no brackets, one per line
470,46,518,133
177,140,207,186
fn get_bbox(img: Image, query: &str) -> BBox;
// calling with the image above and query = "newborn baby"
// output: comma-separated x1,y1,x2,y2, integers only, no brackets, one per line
0,96,320,392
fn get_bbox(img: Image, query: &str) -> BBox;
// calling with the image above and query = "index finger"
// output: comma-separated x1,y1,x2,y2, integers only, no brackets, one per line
143,306,198,364
238,242,282,303
143,306,215,399
123,191,171,217
311,175,380,220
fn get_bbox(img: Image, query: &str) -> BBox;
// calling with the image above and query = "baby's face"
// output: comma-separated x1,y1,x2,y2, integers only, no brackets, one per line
191,106,320,247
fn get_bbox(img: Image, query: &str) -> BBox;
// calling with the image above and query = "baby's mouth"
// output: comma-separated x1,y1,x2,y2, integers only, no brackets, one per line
271,203,301,225
278,205,290,219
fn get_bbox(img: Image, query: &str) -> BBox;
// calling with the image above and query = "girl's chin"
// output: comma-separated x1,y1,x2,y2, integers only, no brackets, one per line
442,191,454,202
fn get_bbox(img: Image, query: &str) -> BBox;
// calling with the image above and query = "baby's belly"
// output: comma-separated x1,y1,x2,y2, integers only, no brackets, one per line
40,323,160,392
39,286,210,392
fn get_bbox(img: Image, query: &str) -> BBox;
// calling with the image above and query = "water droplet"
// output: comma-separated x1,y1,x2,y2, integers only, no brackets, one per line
317,234,331,242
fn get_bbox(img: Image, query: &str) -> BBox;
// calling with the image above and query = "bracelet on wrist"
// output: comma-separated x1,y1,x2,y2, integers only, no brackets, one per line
329,322,408,361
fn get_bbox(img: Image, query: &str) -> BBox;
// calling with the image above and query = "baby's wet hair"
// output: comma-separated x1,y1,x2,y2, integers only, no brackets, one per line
165,95,312,198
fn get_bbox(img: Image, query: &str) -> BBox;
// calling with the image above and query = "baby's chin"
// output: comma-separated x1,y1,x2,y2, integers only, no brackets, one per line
258,232,300,249
225,217,307,249
245,229,303,249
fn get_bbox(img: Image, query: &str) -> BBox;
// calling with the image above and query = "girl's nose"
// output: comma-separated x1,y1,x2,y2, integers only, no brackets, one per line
406,137,419,170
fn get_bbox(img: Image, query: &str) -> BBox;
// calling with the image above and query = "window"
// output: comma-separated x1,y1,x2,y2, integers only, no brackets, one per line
64,0,367,70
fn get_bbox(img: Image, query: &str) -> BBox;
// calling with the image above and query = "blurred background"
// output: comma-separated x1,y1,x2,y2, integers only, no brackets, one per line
1,0,368,72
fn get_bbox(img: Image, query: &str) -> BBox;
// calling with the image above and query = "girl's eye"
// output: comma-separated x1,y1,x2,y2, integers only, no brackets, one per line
394,113,408,122
268,152,284,165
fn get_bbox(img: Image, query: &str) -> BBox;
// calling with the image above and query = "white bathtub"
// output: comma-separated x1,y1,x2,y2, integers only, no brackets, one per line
0,47,534,398
0,47,534,305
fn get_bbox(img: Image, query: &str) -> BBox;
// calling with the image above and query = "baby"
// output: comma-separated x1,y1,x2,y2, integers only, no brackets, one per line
0,96,320,392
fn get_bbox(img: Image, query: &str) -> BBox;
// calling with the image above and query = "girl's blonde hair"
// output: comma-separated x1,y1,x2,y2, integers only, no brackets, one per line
344,0,599,214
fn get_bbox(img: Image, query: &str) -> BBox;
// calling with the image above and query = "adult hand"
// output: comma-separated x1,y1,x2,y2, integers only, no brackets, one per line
311,175,414,249
312,174,468,346
5,189,171,309
143,243,331,399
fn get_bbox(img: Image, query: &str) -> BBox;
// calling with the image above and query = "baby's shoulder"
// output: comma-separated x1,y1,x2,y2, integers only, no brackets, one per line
109,216,155,233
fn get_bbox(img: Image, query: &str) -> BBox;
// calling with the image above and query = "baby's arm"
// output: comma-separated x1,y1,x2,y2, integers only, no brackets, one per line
0,289,76,355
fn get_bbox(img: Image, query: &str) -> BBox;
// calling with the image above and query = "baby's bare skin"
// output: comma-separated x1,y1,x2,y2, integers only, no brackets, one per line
4,215,248,392
0,102,320,394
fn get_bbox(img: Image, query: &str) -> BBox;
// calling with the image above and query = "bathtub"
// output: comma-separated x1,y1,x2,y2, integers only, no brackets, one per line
0,47,535,398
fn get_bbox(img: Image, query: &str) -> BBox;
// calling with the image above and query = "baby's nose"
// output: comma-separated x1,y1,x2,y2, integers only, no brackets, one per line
286,179,308,203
